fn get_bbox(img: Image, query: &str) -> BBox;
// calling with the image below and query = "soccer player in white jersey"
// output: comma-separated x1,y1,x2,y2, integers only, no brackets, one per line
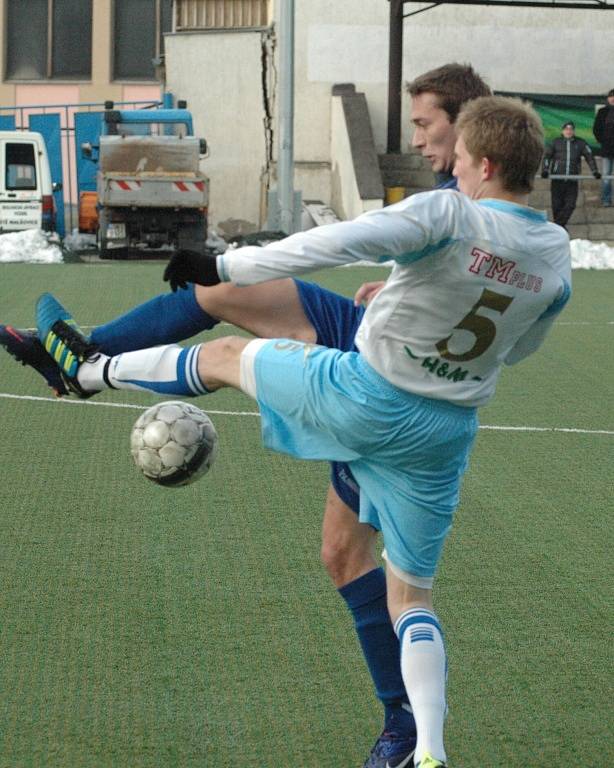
3,64,494,768
36,96,571,767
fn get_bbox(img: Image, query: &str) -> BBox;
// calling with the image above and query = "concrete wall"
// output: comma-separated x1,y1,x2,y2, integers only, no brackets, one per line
330,96,382,220
298,3,614,156
165,30,269,237
2,1,614,227
166,1,614,227
330,91,383,221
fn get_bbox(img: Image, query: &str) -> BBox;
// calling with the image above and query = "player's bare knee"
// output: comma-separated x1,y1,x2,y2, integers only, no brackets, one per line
197,336,247,389
283,321,317,343
320,529,376,587
320,530,352,575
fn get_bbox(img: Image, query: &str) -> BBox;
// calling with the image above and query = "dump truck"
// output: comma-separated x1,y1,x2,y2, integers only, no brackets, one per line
81,103,208,258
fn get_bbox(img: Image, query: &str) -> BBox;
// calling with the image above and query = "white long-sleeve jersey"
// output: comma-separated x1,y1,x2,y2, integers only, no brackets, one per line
217,190,571,407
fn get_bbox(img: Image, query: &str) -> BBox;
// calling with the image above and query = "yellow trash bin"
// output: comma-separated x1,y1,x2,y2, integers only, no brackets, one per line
385,186,405,205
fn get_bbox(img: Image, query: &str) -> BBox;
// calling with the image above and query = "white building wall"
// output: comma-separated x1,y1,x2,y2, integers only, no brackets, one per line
166,2,614,228
165,30,269,236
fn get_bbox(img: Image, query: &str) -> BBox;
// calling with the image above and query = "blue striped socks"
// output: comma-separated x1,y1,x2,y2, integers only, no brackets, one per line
395,608,447,766
77,344,209,396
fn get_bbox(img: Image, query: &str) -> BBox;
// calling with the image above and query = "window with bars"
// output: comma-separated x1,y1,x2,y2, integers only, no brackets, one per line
175,0,271,30
5,0,93,81
113,0,173,80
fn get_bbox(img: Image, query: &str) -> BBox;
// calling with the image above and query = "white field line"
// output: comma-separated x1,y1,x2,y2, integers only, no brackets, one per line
0,391,259,417
1,391,612,435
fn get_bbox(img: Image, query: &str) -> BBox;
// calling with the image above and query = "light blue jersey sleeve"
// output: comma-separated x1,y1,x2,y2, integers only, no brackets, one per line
504,278,571,365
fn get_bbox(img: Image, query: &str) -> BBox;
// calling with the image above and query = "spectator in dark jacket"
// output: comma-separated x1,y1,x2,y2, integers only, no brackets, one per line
542,121,600,229
592,89,614,205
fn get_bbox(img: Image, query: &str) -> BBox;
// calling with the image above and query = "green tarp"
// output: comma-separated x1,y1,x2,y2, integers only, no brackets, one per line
497,91,606,153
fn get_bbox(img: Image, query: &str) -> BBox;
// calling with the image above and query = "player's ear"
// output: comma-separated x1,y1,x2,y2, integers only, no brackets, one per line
482,156,497,181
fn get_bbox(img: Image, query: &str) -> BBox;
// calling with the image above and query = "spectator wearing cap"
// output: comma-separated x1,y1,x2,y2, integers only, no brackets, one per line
592,89,614,205
541,120,600,229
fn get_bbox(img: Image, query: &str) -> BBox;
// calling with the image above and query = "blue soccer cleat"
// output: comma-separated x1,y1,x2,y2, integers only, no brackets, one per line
0,324,69,396
35,293,99,399
363,729,416,768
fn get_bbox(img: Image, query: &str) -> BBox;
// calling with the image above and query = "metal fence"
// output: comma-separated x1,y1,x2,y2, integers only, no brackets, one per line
0,99,163,236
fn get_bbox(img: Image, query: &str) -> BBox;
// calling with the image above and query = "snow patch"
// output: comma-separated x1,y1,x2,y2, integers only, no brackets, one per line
63,229,96,252
0,229,63,263
570,239,614,269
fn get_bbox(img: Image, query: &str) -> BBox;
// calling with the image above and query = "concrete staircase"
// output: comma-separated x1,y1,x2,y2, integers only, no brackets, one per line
529,177,614,242
379,151,435,197
379,151,614,243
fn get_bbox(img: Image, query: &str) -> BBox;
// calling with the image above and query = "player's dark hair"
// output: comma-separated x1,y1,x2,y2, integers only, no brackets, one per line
456,96,544,193
406,63,492,123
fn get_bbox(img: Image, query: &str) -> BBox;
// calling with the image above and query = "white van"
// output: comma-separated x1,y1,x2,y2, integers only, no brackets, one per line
0,130,57,233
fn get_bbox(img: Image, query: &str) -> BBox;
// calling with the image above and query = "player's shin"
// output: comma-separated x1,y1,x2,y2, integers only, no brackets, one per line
395,608,448,766
78,344,210,396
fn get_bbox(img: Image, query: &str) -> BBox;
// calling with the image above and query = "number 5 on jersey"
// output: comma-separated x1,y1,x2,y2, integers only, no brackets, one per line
436,288,513,362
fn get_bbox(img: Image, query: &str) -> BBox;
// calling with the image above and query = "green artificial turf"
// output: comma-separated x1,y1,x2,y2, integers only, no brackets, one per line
0,262,612,767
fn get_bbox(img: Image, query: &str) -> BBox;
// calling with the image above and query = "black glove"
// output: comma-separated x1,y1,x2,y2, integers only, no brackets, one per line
541,170,549,179
163,249,221,291
593,170,602,179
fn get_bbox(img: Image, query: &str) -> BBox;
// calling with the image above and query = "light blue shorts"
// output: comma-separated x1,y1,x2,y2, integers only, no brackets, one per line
242,339,479,580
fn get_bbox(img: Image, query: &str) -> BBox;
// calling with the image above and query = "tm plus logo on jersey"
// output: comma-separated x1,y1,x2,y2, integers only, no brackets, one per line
468,247,543,293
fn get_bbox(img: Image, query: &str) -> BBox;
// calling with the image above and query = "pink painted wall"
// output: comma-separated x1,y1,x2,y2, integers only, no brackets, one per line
15,84,80,128
121,85,162,104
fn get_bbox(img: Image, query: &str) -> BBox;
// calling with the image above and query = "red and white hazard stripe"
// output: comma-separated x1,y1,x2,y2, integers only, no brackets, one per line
172,181,205,192
109,180,141,191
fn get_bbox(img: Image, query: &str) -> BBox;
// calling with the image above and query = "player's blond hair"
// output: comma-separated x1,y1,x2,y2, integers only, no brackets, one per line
455,96,544,193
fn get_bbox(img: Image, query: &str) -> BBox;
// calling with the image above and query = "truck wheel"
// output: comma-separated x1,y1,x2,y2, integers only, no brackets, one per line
96,229,111,259
97,211,111,259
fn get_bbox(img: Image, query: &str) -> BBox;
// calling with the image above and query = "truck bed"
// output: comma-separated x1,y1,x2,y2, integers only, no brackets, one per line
99,172,208,208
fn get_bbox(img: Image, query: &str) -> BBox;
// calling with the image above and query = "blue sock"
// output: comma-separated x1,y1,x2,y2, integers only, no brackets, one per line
339,568,415,735
91,284,218,355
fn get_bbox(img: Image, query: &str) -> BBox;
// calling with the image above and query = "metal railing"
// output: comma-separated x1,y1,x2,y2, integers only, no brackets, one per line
175,0,271,30
0,99,162,233
543,174,614,179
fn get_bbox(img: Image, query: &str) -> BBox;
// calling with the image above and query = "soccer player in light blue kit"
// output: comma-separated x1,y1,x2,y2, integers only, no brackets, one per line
2,64,494,768
36,96,571,767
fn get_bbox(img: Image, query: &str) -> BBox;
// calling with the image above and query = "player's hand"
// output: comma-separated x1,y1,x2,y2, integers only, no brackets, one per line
354,281,386,306
163,250,221,291
594,171,602,179
541,170,549,179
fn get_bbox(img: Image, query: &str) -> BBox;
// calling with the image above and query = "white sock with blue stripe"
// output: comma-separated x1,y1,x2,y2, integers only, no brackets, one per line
77,344,209,396
395,608,447,766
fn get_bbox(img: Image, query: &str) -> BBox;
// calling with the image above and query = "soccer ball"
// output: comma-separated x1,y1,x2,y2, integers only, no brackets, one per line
130,401,218,487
